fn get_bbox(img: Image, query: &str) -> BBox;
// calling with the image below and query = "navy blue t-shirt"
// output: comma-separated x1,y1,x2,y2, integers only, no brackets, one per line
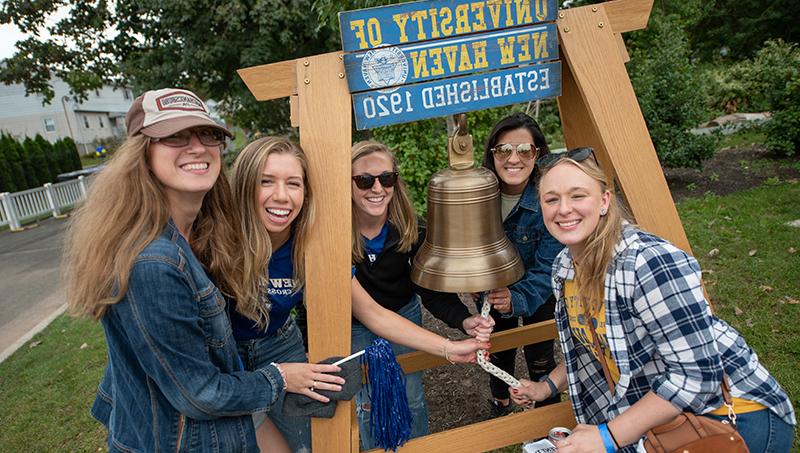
230,236,303,340
363,222,389,263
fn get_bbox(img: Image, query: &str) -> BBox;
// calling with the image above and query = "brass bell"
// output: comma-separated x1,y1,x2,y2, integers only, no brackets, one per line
411,114,524,293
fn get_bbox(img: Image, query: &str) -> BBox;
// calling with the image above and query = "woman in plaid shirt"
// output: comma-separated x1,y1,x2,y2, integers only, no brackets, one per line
508,149,795,452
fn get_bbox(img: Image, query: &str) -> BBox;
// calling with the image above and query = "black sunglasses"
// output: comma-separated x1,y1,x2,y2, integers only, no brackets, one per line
352,171,399,190
536,147,597,168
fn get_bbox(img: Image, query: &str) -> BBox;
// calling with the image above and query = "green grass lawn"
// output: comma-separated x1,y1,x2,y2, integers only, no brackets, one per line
1,183,798,451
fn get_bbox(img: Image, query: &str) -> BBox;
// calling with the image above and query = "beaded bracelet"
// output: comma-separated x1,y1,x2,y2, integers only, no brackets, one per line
597,423,617,453
270,362,288,392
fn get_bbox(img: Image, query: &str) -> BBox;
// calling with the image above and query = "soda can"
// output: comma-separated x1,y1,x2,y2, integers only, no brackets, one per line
548,427,572,445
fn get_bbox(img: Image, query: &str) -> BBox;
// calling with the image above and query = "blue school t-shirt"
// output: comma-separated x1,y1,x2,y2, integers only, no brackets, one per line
363,222,389,263
229,236,303,340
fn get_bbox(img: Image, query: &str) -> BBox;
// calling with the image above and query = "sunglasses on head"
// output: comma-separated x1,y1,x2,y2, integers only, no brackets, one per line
151,127,227,148
352,171,399,190
491,142,538,161
536,146,597,168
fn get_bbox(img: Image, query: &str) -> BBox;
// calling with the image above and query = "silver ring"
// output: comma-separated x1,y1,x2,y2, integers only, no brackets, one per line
311,380,317,391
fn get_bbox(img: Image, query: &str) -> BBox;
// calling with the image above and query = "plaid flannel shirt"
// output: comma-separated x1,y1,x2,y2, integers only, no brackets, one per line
552,225,795,450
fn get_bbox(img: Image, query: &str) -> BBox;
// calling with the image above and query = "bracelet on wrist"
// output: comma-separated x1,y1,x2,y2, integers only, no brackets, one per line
270,362,288,392
607,423,620,449
443,339,455,364
597,423,617,453
539,374,559,399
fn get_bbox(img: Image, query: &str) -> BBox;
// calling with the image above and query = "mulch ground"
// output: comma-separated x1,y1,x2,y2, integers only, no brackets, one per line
421,145,800,435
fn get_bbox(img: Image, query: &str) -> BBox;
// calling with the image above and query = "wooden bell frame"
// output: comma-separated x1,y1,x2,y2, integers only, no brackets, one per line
238,1,693,451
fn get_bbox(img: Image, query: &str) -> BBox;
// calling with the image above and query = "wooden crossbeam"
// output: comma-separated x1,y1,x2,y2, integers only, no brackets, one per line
396,320,557,374
364,401,576,453
604,0,654,33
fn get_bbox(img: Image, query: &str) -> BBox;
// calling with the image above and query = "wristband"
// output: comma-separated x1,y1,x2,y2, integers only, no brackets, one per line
539,374,558,399
597,423,617,453
270,362,288,392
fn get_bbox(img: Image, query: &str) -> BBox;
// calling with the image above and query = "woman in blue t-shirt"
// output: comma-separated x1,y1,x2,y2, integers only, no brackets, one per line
229,137,491,452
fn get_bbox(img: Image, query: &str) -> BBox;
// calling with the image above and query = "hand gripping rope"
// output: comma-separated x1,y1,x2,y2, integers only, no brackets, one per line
476,293,520,388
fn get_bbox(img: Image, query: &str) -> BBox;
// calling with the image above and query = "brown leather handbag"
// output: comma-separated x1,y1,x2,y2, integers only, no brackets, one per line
585,308,749,453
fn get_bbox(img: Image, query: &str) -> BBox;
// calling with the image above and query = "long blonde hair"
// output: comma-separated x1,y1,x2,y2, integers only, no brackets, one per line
64,135,249,319
230,137,314,324
540,158,630,313
351,140,417,263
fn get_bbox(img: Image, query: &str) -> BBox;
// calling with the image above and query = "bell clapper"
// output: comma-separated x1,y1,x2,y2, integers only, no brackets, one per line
476,292,521,388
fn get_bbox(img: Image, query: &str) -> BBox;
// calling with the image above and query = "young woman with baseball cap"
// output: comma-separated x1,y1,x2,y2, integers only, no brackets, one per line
64,88,343,453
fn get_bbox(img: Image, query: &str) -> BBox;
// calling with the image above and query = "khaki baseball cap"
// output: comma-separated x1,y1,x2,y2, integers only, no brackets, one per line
125,88,232,139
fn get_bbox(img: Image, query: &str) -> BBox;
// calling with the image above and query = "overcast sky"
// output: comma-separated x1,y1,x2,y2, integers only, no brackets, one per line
0,24,27,60
1,7,70,62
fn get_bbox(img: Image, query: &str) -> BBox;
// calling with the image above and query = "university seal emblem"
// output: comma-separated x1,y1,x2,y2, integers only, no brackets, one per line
361,46,408,90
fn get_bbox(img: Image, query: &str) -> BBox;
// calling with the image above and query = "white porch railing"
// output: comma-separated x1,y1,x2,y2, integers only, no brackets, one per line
0,176,90,231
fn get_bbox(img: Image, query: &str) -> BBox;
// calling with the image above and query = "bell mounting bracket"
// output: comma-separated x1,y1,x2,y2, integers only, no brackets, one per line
448,113,475,170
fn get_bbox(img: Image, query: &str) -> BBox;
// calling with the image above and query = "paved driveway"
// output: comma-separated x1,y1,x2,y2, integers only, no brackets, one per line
0,217,69,362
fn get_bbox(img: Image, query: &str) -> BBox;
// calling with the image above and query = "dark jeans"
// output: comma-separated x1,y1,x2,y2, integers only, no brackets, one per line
487,296,559,405
706,408,795,453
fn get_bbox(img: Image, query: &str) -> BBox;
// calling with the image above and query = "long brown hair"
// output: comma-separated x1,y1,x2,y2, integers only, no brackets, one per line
64,135,249,319
351,140,417,263
539,158,630,313
230,137,314,324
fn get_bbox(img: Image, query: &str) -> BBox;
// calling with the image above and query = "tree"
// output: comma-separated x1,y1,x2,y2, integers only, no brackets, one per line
34,134,60,182
65,137,82,170
1,0,341,133
3,134,35,190
22,137,49,186
0,134,19,193
689,0,800,61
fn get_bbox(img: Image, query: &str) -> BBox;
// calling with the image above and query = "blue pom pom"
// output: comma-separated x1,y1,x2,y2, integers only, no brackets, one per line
362,338,412,451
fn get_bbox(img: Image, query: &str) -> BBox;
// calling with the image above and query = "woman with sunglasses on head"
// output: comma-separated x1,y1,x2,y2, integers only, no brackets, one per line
228,137,490,451
351,140,494,450
480,112,564,417
64,88,338,453
509,148,795,452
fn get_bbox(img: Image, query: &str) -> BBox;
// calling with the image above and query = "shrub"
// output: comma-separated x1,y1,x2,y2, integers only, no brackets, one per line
34,134,60,182
764,77,800,156
714,40,800,156
0,134,19,193
61,137,82,170
627,14,718,168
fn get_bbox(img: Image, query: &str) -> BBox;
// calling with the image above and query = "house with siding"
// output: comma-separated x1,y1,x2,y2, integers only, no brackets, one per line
0,79,134,155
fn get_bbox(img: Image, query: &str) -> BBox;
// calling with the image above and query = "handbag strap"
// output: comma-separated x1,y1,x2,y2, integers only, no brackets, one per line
583,307,736,423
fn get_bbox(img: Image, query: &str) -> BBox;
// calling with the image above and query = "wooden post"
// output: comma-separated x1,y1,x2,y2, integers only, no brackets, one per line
557,2,692,253
296,52,354,453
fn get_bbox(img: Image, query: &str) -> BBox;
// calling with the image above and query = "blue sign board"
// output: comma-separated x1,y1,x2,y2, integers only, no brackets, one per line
353,60,561,129
343,22,558,93
339,0,558,52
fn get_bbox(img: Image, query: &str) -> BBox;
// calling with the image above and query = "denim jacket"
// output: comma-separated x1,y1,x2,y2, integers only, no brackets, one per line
91,220,285,453
504,180,564,318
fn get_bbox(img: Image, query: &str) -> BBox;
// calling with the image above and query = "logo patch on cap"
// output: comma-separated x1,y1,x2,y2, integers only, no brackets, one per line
155,92,207,113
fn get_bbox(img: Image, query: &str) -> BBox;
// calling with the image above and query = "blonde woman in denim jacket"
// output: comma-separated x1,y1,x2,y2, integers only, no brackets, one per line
509,149,795,453
64,89,342,453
